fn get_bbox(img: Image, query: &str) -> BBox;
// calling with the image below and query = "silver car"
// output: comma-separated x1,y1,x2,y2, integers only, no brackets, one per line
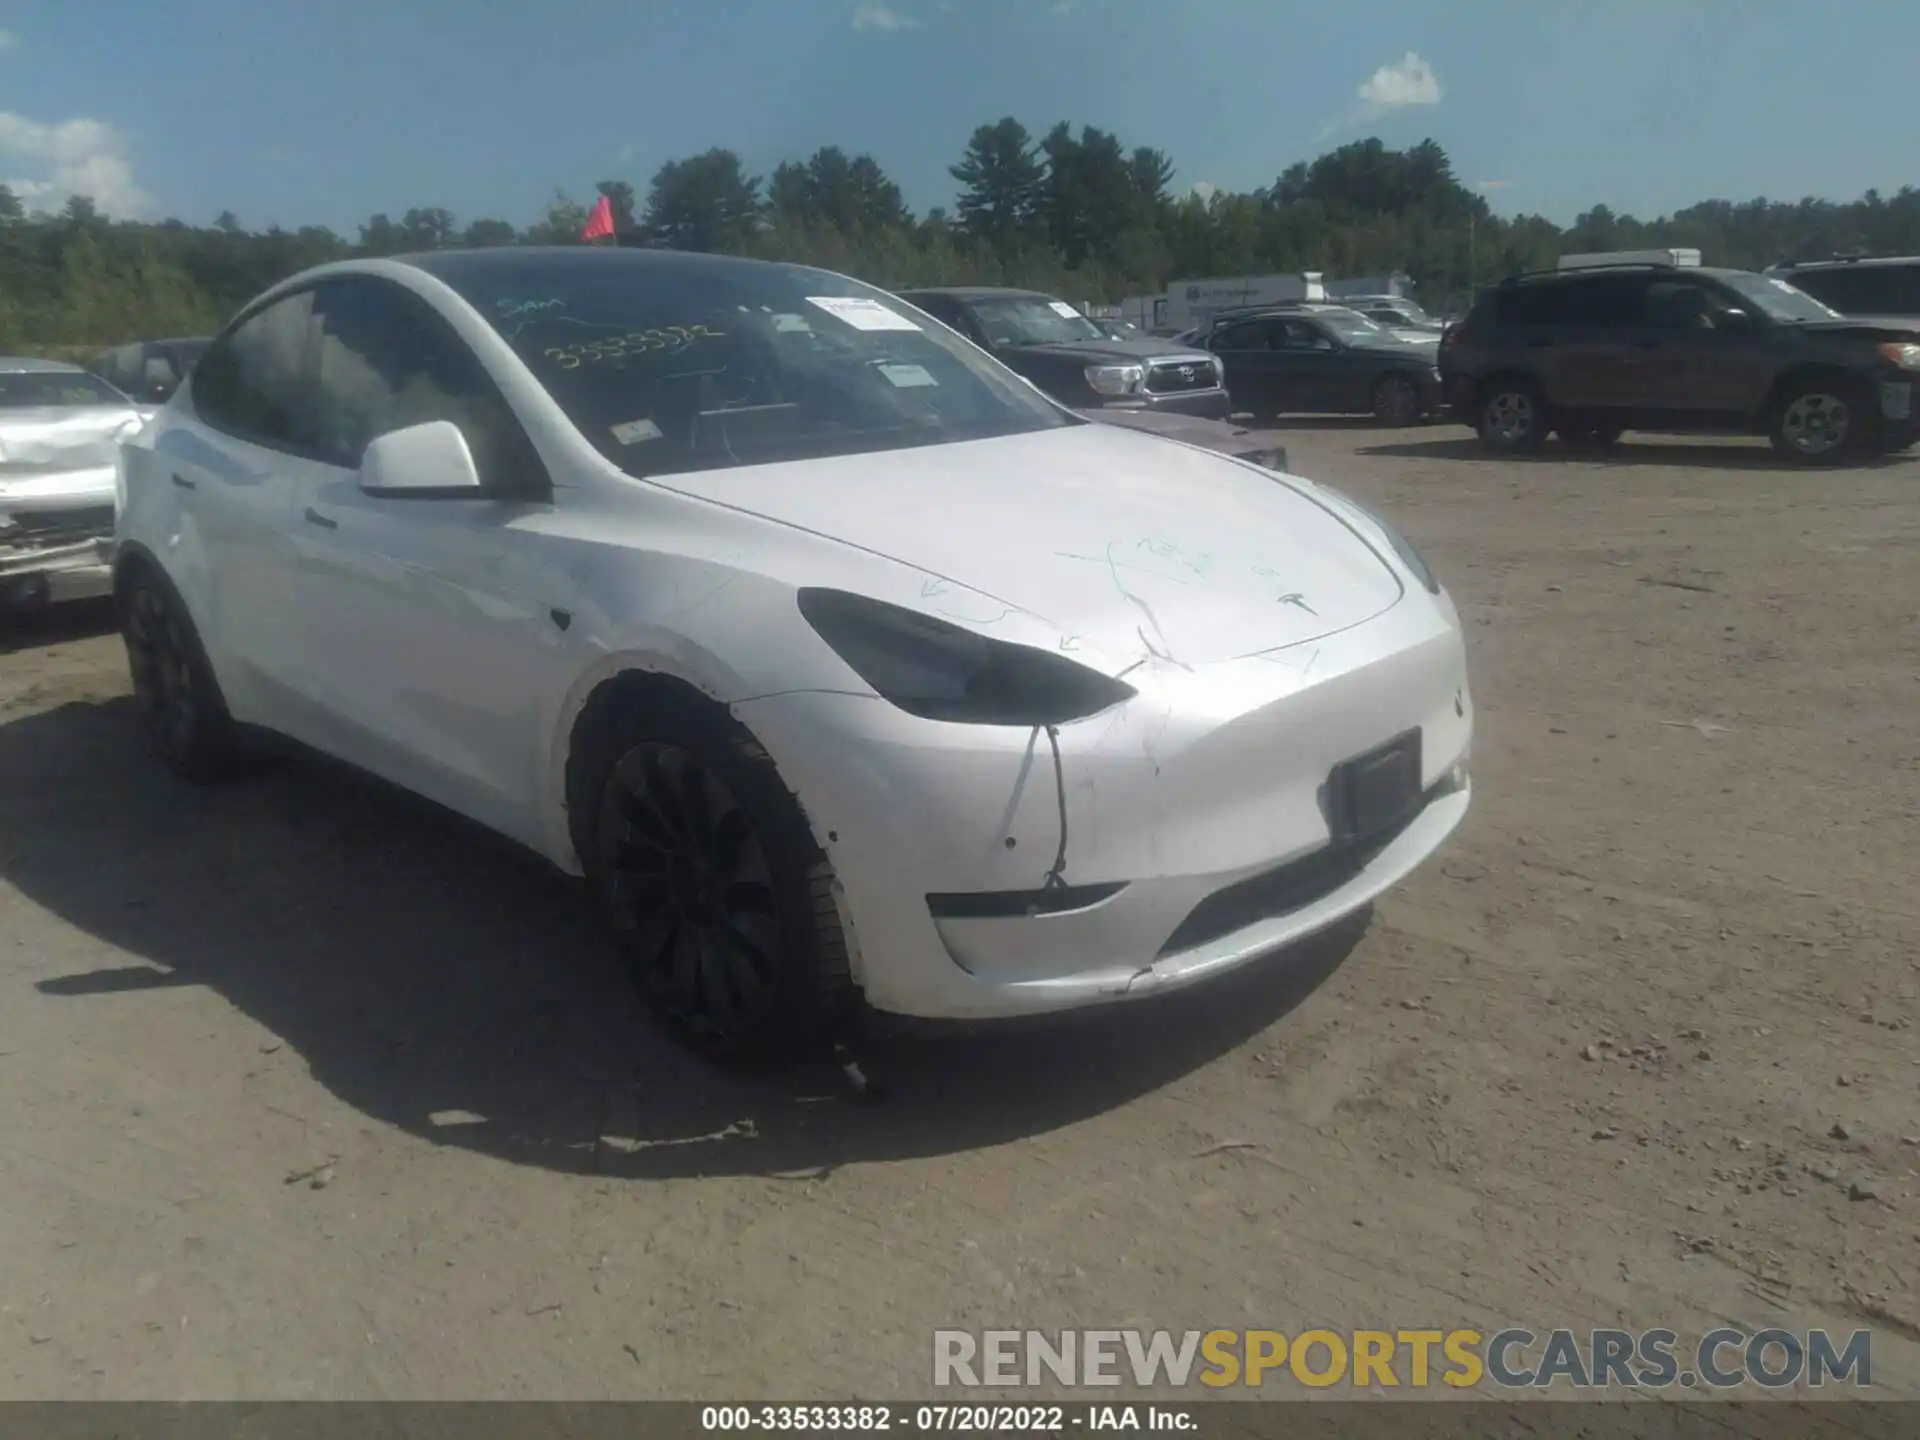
1,358,147,611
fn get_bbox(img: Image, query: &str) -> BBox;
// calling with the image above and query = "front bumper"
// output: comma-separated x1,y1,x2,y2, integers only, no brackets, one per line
1100,386,1234,421
735,602,1473,1020
0,487,117,606
0,534,114,602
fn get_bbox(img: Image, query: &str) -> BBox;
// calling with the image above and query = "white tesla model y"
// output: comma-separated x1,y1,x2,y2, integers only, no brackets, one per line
114,247,1473,1067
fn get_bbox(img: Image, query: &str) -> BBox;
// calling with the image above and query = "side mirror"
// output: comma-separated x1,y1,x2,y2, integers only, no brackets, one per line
359,419,486,499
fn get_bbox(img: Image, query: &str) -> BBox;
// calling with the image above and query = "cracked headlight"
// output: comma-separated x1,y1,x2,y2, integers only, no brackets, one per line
1084,363,1145,397
797,589,1136,726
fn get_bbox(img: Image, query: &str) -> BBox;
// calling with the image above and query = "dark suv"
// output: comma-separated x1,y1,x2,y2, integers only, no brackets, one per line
1439,263,1920,461
1767,255,1920,327
894,286,1230,419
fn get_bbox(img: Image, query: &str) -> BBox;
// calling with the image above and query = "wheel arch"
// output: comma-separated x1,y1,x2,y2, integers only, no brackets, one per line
1474,368,1545,408
550,658,869,995
545,650,823,876
1753,364,1865,431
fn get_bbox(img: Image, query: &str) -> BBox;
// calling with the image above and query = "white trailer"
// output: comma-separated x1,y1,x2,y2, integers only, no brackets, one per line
1124,272,1329,335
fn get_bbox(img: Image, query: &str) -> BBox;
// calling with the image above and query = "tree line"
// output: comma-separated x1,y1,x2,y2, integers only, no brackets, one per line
4,121,1918,351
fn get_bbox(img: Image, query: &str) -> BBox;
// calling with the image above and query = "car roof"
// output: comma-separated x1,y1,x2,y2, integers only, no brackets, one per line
1499,264,1753,287
397,244,838,292
894,285,1058,302
0,356,86,373
1774,255,1920,271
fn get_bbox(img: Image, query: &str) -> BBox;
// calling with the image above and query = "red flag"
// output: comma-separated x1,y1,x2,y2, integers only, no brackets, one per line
580,194,615,242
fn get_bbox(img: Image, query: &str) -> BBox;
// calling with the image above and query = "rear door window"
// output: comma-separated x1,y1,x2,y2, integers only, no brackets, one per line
1499,277,1648,328
1208,319,1278,352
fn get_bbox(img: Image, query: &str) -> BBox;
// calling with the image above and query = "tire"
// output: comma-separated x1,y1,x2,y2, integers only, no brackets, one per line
570,692,854,1070
1370,374,1421,427
119,569,247,782
1769,376,1871,464
1476,377,1550,452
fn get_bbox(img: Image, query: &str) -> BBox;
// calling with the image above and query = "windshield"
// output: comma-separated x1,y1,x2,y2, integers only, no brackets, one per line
0,370,132,409
1716,271,1844,324
445,259,1077,479
964,295,1107,347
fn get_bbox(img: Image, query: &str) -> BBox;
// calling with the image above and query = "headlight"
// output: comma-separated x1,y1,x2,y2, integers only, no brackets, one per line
1085,363,1145,397
797,589,1136,726
1877,342,1920,370
1321,490,1442,595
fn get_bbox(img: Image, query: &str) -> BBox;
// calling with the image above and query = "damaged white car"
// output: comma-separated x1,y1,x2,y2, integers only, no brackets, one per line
114,248,1474,1068
1,359,148,612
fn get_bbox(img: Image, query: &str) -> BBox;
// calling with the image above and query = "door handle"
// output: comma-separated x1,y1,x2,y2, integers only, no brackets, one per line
1635,340,1664,350
171,473,196,490
303,507,338,530
1526,339,1554,349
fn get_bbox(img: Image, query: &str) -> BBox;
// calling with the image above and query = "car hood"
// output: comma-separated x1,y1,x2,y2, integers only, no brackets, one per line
0,405,145,482
1000,335,1217,369
1788,317,1920,340
653,424,1405,668
1347,337,1436,360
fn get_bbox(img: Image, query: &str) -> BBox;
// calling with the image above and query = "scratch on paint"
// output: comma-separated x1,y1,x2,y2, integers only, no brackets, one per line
1136,537,1214,578
935,604,1012,627
1054,541,1195,594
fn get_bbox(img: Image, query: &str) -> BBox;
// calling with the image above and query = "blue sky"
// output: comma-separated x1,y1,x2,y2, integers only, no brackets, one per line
2,0,1916,236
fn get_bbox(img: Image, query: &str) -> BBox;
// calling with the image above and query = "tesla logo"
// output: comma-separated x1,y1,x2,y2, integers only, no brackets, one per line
1277,592,1318,615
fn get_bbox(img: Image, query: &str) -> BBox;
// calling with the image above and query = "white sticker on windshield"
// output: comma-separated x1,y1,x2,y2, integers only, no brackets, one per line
877,363,937,389
805,296,921,332
772,313,812,332
1048,301,1081,319
611,418,663,446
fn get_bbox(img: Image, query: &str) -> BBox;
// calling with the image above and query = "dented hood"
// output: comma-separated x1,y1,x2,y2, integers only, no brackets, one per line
657,423,1405,666
0,405,144,482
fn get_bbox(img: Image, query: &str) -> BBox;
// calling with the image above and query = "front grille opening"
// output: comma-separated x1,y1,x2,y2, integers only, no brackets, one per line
0,505,114,548
1155,785,1439,958
1145,362,1218,395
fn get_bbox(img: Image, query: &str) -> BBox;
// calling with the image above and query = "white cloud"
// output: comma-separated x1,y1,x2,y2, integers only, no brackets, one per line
0,111,154,216
852,3,919,30
0,28,20,52
1190,181,1218,202
1356,52,1442,111
1315,51,1444,140
615,141,646,164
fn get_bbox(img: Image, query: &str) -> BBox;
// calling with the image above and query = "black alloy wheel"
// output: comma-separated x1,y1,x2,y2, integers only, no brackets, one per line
597,740,788,1052
122,577,242,780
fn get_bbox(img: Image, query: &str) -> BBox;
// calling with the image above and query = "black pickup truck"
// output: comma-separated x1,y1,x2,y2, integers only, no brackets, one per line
895,286,1232,420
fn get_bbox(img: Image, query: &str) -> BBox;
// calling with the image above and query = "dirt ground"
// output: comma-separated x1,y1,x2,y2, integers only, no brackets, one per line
1,422,1916,1403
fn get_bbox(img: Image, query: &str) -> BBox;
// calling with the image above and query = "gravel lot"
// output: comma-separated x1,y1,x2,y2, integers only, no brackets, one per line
1,422,1916,1402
